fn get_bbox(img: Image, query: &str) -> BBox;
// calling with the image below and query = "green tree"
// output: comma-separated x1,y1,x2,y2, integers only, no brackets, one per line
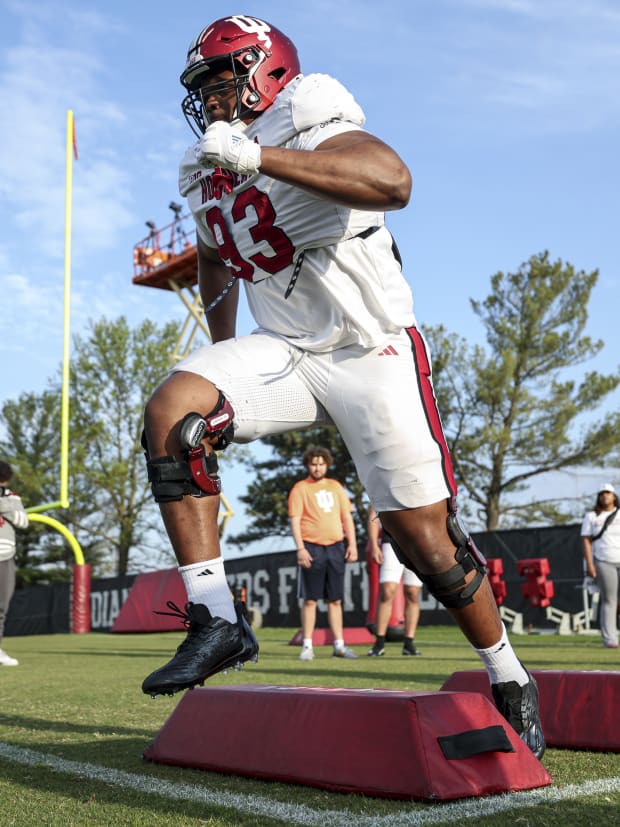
65,316,181,575
227,427,369,549
423,252,620,529
1,316,184,580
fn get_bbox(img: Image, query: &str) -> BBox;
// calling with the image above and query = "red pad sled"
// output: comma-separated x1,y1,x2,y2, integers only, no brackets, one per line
441,670,620,752
144,684,551,801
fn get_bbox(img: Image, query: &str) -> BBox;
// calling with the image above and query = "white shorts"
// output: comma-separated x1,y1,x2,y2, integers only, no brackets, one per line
379,540,423,587
174,328,455,511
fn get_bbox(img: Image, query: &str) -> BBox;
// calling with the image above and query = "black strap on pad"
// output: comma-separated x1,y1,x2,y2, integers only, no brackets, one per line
438,725,515,760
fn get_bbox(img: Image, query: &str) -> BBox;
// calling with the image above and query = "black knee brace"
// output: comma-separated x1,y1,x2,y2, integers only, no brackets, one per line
142,392,234,503
423,511,487,609
146,448,221,502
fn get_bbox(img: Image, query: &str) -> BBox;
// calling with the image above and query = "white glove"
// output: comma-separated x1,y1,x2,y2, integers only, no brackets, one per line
194,121,262,174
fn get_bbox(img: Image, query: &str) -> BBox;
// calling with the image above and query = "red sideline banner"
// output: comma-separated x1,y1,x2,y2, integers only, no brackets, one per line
112,568,186,633
441,670,620,752
144,684,551,800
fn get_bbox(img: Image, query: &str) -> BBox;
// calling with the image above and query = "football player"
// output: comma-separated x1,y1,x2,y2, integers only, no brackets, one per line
141,14,544,759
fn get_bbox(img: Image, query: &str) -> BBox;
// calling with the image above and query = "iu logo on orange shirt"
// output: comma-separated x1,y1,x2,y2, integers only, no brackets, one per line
315,490,335,513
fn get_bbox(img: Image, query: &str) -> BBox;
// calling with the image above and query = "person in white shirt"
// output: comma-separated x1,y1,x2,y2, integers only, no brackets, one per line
0,460,29,666
139,14,544,759
581,482,620,648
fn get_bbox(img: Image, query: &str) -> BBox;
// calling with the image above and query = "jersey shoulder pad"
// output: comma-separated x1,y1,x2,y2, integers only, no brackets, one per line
291,73,366,133
247,73,366,147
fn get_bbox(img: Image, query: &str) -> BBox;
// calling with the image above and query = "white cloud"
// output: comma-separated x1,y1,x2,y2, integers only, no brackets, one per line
0,6,136,266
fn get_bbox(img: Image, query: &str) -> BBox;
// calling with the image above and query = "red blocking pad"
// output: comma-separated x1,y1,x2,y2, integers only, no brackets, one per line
288,627,375,646
144,685,551,800
441,670,620,752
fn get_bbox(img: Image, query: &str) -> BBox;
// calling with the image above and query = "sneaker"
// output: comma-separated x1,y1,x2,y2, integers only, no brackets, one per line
333,646,358,659
402,643,421,656
0,649,18,666
491,668,546,759
367,644,385,657
299,646,314,661
141,602,258,697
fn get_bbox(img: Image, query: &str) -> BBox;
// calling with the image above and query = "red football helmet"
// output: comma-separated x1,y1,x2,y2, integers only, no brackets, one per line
180,15,301,136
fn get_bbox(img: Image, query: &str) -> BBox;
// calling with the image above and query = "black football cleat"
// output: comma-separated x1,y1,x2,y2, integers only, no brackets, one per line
491,668,546,759
141,601,258,698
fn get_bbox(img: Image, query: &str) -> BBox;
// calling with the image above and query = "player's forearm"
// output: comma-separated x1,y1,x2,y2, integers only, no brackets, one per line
198,271,239,342
259,137,411,211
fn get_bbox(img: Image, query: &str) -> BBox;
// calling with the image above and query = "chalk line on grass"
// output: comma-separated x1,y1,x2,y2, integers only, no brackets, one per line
0,741,619,826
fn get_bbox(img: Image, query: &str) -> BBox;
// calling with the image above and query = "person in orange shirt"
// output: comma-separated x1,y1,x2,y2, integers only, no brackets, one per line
288,447,358,660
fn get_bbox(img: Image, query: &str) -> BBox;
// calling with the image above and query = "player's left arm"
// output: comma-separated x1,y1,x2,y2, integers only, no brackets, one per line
197,236,240,343
260,131,411,212
196,122,411,212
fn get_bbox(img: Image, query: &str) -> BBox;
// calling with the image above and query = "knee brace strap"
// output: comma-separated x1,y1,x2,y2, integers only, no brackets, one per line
147,447,221,502
424,512,487,610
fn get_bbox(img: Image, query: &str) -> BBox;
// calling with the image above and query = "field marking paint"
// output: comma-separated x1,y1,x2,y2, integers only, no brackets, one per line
1,741,619,826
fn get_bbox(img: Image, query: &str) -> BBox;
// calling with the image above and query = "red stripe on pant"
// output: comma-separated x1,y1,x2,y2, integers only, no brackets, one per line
405,326,457,498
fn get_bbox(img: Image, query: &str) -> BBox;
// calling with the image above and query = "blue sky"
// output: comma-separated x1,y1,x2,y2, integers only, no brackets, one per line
1,0,619,550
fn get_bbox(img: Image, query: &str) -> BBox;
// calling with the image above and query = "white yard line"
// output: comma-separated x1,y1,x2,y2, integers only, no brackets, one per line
0,741,618,826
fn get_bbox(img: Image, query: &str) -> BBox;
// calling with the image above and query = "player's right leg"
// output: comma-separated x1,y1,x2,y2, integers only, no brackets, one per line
319,330,545,758
141,369,258,697
141,334,325,696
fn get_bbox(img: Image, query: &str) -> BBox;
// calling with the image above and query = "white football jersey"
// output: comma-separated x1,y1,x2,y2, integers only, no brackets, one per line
178,74,416,351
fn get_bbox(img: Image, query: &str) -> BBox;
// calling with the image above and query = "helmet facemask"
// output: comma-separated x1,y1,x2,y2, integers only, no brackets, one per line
181,47,268,136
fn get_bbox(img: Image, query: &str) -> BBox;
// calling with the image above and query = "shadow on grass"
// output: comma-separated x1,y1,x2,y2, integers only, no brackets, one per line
0,746,289,827
0,712,154,738
24,648,182,659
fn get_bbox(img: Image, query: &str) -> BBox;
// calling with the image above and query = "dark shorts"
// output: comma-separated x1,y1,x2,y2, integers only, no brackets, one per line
297,541,346,602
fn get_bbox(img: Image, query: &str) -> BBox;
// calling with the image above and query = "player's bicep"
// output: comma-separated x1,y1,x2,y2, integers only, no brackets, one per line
313,130,389,155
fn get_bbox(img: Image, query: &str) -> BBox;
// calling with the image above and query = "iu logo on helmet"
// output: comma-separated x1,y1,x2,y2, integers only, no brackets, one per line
226,15,273,49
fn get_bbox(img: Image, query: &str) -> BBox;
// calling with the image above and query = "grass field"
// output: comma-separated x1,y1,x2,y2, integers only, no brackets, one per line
0,625,619,826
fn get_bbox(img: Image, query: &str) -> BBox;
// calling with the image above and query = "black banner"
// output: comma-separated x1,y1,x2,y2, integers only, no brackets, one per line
5,523,587,635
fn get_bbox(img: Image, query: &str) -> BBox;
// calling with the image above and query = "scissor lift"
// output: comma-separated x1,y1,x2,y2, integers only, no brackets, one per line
132,205,212,362
132,205,234,532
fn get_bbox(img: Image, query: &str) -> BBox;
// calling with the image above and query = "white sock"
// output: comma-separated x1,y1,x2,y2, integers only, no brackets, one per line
473,624,529,686
179,557,236,623
333,639,345,651
303,638,313,649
